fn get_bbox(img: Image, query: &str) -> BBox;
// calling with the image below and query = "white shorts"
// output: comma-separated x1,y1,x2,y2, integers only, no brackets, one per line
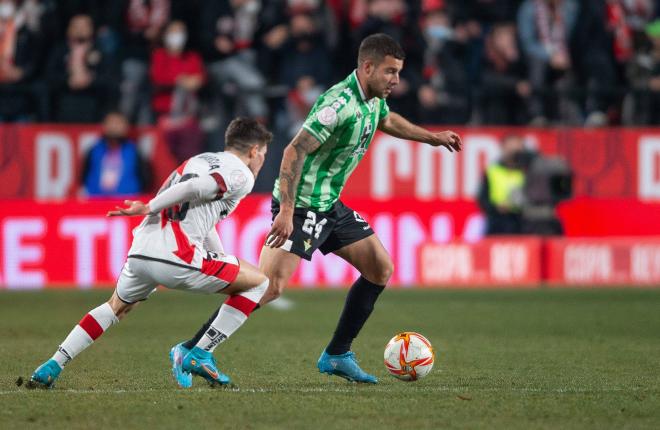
115,253,240,304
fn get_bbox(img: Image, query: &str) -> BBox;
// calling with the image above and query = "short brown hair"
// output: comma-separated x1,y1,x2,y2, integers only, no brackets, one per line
225,117,273,153
357,33,405,66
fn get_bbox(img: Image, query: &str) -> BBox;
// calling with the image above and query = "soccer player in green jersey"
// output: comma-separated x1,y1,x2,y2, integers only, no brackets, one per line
172,33,461,384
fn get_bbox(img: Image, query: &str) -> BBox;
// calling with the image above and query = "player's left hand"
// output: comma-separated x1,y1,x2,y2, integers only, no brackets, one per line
428,131,462,152
107,200,151,217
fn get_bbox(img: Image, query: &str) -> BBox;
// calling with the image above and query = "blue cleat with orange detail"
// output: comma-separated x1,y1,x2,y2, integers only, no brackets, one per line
317,350,378,384
29,359,62,389
182,347,231,386
169,343,193,388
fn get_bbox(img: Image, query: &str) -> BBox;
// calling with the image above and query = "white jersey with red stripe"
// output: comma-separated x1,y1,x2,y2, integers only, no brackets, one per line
127,151,254,267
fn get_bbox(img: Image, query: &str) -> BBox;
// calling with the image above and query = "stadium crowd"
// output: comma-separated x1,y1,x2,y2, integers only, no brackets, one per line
1,0,660,133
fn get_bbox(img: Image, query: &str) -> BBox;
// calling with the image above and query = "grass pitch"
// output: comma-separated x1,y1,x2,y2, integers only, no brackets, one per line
1,288,660,429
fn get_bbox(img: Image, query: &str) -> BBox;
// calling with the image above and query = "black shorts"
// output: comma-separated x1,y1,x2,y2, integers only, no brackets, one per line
270,198,374,261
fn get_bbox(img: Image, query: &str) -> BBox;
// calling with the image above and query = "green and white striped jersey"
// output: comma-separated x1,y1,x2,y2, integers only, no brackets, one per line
273,70,390,211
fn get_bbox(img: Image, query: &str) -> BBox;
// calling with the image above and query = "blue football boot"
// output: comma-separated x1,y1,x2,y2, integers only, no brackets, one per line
169,343,193,388
317,351,378,384
29,359,62,389
182,347,231,386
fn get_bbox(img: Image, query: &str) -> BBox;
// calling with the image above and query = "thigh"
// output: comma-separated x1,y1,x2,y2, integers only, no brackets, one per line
259,245,301,282
332,233,391,272
115,258,159,304
332,234,393,285
221,258,267,295
270,199,336,261
257,246,301,304
186,252,242,294
128,253,241,296
318,202,374,256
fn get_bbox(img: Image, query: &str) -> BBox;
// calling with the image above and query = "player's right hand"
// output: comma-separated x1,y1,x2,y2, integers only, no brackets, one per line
266,211,293,248
429,131,462,152
107,200,151,217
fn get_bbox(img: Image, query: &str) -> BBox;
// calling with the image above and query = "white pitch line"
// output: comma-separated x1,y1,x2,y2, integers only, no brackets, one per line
0,386,654,395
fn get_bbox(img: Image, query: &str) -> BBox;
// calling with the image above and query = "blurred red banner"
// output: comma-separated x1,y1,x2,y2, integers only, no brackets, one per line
2,197,660,289
0,124,177,200
3,125,660,201
345,128,660,200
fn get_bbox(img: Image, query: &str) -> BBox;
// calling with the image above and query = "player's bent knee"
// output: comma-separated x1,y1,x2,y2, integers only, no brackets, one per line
371,257,394,286
262,277,285,303
240,277,269,304
108,292,135,319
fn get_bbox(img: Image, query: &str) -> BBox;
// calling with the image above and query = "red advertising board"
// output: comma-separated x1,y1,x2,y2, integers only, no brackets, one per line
419,238,543,287
545,238,660,286
0,197,483,289
3,198,660,289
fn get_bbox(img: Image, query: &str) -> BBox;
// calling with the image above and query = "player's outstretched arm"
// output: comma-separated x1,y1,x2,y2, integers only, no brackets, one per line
378,112,462,152
267,129,321,248
106,175,219,217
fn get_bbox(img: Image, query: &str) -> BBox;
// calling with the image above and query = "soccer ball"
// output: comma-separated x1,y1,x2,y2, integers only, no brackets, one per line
384,332,435,381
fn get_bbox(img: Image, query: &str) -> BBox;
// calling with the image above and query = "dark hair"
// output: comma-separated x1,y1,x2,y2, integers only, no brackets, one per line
357,33,405,66
225,117,273,153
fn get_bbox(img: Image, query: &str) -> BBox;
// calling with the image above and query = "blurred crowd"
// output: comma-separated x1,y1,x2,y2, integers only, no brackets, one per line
2,0,660,145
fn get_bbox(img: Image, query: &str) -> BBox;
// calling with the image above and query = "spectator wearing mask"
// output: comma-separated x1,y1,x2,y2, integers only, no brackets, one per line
517,0,578,125
150,19,205,163
81,111,151,196
46,14,115,123
417,6,471,124
477,134,527,235
278,12,331,138
0,0,43,121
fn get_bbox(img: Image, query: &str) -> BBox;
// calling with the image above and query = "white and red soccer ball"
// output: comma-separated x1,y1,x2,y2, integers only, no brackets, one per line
384,332,435,381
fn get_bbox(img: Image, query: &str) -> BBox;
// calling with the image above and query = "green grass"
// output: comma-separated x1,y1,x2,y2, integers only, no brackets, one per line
1,288,660,429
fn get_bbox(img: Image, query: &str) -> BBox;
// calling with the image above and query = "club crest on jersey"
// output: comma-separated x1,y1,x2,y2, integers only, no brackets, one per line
317,106,337,126
230,169,248,189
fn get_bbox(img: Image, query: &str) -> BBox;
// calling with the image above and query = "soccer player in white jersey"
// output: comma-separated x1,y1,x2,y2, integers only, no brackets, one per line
29,118,273,389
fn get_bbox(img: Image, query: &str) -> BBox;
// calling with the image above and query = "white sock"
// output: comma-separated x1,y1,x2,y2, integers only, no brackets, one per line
51,303,118,368
196,279,268,352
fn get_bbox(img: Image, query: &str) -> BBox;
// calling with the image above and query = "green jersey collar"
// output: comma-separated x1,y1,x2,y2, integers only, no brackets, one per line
350,70,369,101
350,70,378,112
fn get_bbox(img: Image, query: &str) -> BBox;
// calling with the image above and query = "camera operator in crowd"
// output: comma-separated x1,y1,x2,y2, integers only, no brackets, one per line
478,133,572,236
478,134,527,235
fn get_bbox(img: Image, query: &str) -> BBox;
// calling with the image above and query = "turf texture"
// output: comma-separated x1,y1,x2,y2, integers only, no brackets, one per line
1,288,659,429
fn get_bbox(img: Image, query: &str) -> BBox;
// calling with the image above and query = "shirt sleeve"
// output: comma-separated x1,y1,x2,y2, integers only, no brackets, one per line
208,166,254,201
302,96,348,145
379,98,390,119
148,174,218,213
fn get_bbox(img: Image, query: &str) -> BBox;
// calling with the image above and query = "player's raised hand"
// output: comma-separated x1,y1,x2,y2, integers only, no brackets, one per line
266,211,294,248
428,131,462,152
107,200,151,217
